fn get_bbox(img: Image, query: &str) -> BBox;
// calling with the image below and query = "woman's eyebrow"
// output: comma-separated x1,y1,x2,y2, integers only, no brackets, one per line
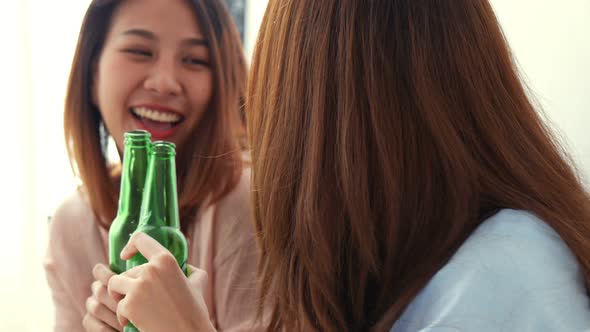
121,28,156,40
120,29,208,47
181,37,209,48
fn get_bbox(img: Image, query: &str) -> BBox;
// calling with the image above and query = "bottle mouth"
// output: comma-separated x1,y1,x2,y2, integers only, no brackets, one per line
124,130,151,145
151,141,176,157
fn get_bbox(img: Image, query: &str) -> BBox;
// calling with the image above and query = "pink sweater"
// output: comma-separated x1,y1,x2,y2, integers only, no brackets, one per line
43,169,264,331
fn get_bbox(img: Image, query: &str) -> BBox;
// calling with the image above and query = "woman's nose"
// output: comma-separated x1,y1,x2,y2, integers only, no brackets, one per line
143,59,182,96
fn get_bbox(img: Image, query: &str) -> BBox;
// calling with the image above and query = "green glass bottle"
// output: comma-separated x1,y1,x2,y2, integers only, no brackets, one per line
109,130,151,274
124,141,188,332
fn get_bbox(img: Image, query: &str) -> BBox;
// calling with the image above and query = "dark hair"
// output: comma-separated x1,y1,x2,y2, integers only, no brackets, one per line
64,0,248,229
247,0,590,330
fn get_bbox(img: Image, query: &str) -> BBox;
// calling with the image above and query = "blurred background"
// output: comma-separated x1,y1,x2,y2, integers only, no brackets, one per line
0,0,588,330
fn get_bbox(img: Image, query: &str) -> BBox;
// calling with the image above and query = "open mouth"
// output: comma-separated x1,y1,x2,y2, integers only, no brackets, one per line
130,107,184,139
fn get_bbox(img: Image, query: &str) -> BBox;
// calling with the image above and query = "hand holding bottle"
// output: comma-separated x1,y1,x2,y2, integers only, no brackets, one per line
120,140,191,331
108,232,215,332
83,264,123,331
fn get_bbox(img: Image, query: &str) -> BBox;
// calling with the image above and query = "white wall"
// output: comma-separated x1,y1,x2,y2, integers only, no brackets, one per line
27,1,90,329
0,2,36,329
491,0,590,185
0,1,90,330
244,0,269,62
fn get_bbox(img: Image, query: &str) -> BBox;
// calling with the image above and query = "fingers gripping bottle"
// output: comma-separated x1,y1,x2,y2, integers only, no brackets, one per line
124,141,189,332
109,130,151,274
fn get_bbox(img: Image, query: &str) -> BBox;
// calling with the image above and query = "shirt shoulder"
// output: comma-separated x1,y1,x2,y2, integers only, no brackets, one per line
210,168,256,264
45,189,108,274
392,209,590,332
48,189,103,246
456,209,580,278
195,168,263,331
214,167,252,222
44,190,109,326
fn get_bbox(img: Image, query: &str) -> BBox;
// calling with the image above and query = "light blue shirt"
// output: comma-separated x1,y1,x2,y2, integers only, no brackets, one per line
391,209,590,332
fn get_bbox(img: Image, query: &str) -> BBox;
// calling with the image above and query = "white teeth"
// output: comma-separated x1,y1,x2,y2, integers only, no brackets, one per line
132,107,181,123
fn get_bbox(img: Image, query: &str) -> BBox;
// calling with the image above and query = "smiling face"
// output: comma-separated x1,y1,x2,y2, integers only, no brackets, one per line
94,0,213,153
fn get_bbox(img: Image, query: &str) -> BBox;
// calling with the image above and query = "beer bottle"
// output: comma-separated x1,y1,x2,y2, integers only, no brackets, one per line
109,130,151,274
124,141,188,332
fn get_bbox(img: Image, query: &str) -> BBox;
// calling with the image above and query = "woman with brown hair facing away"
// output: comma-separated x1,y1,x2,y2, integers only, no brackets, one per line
43,0,262,331
245,0,590,331
105,0,590,331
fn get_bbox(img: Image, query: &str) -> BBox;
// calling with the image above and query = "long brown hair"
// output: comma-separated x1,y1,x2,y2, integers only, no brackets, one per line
247,0,590,331
64,0,247,229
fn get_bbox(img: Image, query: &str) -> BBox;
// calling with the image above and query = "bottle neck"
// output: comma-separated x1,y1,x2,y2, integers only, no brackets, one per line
117,142,150,217
139,150,180,228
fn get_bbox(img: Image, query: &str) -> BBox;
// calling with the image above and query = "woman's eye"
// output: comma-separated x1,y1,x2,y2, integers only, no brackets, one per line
183,57,209,67
123,49,152,57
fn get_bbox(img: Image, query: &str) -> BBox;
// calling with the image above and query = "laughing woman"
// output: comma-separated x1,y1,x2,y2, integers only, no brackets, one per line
43,0,261,331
